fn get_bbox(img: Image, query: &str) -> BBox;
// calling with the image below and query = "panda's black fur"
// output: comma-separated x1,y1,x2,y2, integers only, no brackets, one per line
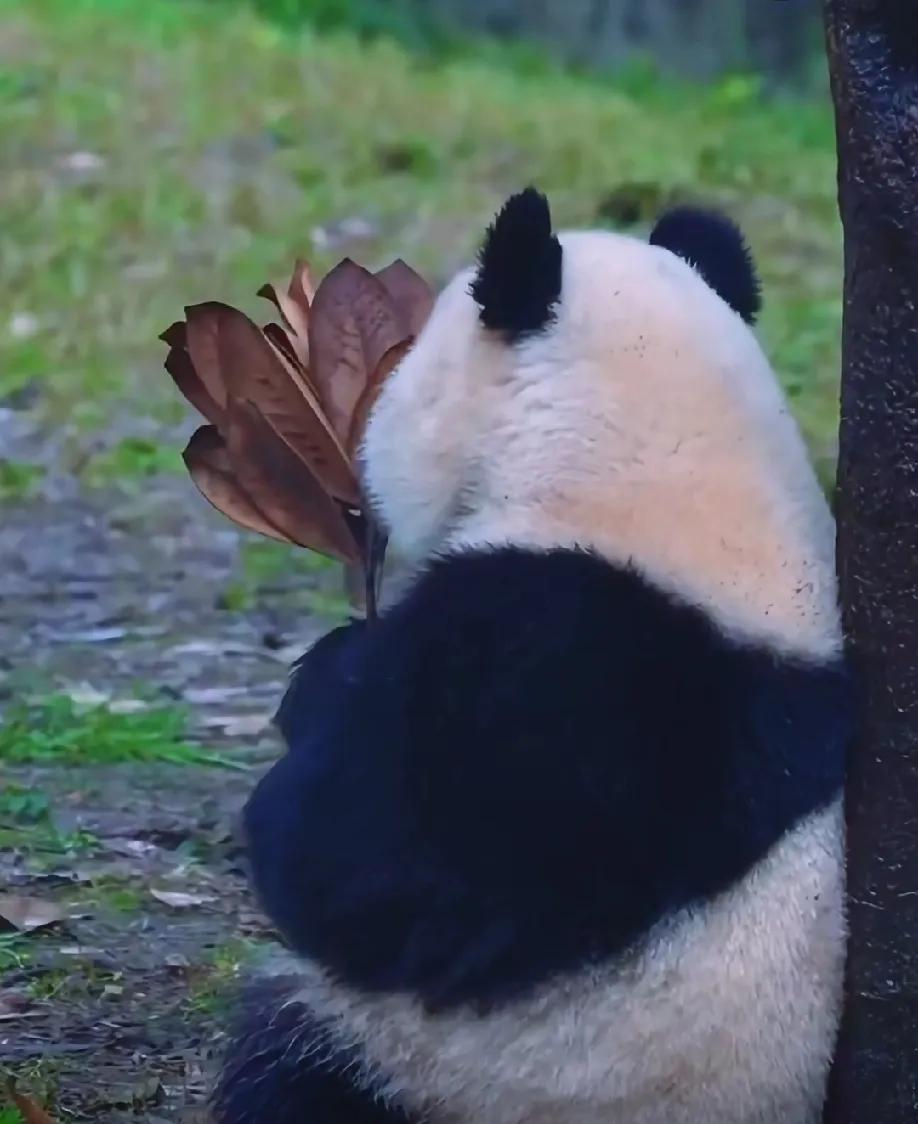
649,205,761,323
470,190,761,336
470,187,562,338
252,548,846,1011
213,195,849,1124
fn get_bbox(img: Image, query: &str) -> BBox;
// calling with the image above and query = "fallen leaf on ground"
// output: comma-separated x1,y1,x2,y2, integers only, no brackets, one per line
0,988,34,1018
0,893,65,932
101,837,161,860
56,626,127,644
169,639,266,658
197,712,272,736
56,945,118,970
182,685,250,704
60,682,149,713
150,889,217,909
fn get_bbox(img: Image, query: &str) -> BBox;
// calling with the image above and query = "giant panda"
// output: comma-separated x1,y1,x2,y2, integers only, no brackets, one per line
213,188,850,1124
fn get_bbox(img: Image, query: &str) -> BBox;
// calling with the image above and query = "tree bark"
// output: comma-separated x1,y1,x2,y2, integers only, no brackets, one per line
823,2,918,1119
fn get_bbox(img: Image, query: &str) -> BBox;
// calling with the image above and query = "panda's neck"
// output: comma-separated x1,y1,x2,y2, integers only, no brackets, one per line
446,458,841,662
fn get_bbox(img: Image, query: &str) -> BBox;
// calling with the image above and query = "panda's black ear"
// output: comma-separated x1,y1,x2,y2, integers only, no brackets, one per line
649,206,761,324
471,188,563,339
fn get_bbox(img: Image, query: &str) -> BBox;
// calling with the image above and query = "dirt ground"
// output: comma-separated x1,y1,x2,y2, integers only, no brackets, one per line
0,406,341,1121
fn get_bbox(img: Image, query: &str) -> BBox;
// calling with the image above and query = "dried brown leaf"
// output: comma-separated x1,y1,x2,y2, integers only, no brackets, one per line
183,426,294,544
308,259,409,445
0,893,65,933
375,259,435,337
263,324,321,401
214,305,360,505
288,258,316,307
262,322,302,374
224,400,363,564
258,283,310,365
258,258,317,366
163,255,430,608
184,303,232,410
0,989,34,1018
150,889,217,909
159,321,187,349
197,712,272,736
164,341,223,425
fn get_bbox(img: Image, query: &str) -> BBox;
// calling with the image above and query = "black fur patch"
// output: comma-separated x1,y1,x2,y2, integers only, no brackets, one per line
649,206,761,323
212,976,418,1124
470,188,562,338
246,548,848,1012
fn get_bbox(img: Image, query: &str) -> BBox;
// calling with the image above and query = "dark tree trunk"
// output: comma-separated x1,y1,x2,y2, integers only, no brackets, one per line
823,2,918,1119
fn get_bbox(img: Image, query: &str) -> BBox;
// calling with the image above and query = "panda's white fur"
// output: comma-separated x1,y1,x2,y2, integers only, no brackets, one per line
221,197,846,1124
364,231,839,661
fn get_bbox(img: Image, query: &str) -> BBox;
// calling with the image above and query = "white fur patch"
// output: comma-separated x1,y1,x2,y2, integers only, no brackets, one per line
263,803,844,1124
362,230,840,662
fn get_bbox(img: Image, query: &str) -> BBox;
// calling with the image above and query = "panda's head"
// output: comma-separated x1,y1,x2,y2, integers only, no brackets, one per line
363,189,839,656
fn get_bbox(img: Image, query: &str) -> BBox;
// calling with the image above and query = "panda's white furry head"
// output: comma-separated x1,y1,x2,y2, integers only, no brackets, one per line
363,189,839,658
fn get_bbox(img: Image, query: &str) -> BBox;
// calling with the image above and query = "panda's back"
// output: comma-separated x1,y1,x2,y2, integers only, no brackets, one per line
222,546,849,1124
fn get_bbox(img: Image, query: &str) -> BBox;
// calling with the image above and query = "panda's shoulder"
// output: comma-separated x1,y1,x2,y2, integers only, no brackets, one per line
372,544,843,701
348,547,849,803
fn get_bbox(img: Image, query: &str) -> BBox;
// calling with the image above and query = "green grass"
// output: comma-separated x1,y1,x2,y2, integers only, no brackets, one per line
0,694,247,768
78,876,144,915
0,933,32,972
242,539,334,585
0,460,44,501
81,436,182,488
219,539,350,617
0,783,51,823
0,0,842,479
0,1108,25,1124
0,782,102,859
185,936,261,1016
0,776,94,861
0,823,99,861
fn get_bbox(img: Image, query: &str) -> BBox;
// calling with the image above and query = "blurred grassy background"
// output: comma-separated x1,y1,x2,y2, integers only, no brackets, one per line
0,0,842,483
